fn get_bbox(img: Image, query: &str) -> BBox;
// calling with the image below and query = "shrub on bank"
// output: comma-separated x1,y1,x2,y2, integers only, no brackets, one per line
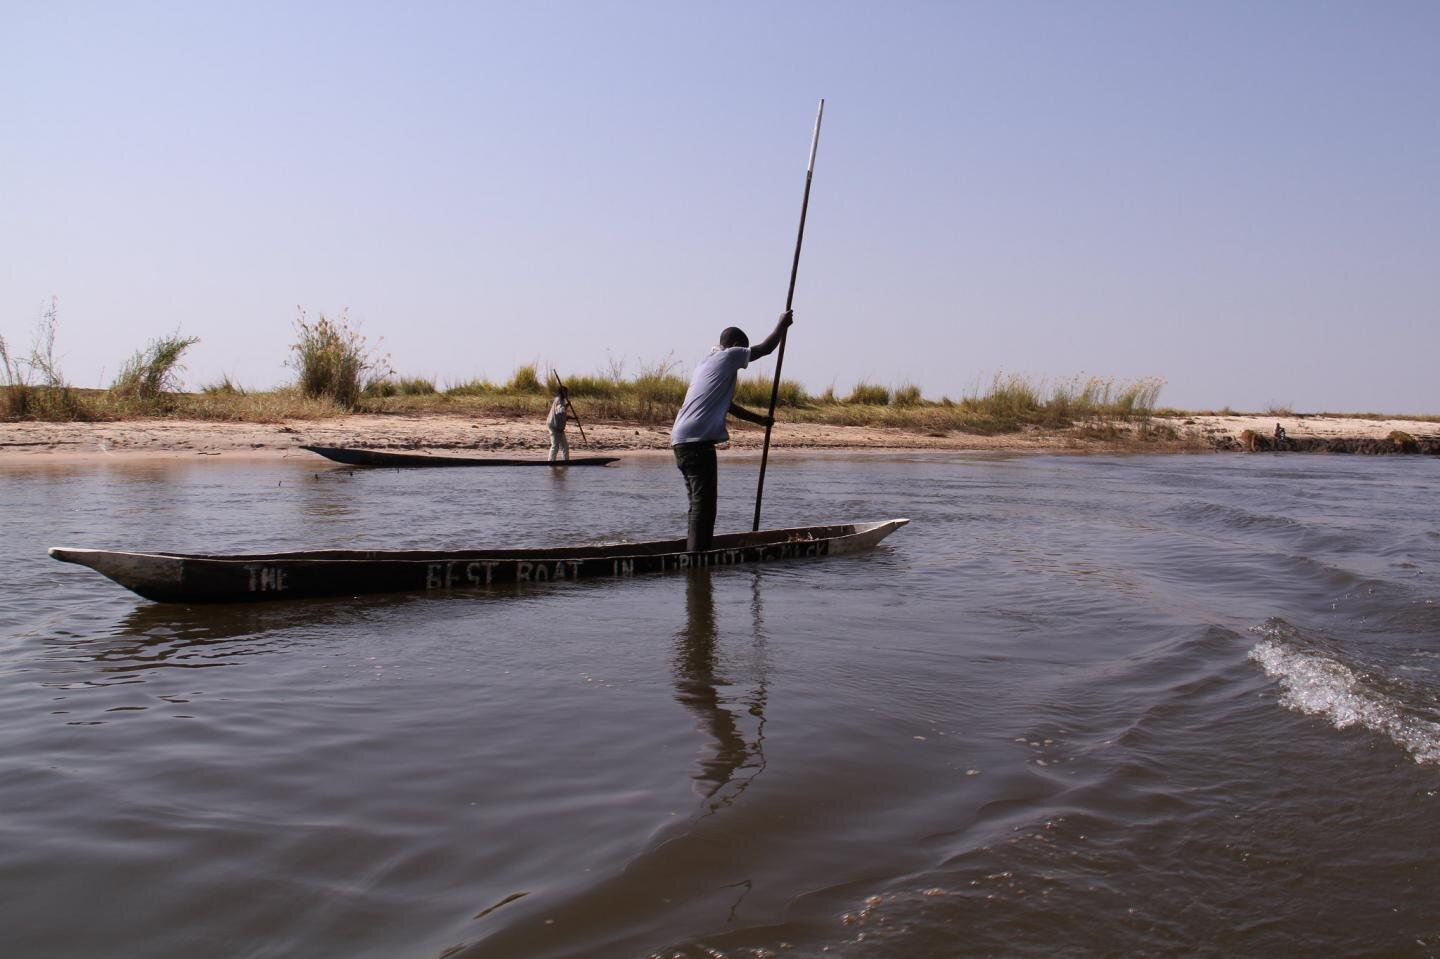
1388,430,1419,453
288,309,388,410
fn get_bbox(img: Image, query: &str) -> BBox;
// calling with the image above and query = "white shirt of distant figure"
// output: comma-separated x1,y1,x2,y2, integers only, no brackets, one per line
546,389,571,462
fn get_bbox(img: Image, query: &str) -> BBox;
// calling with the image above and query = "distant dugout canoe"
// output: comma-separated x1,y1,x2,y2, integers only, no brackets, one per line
301,445,619,467
49,520,910,604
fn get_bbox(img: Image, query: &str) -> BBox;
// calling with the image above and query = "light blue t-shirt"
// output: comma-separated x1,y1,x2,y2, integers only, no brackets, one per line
670,346,751,445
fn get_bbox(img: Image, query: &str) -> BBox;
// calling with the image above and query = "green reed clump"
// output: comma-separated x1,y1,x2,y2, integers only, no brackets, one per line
1045,377,1090,423
952,373,1165,433
111,333,200,406
288,309,388,410
778,378,810,407
505,363,546,395
1114,379,1162,421
963,372,1043,420
629,357,689,406
734,375,808,408
845,382,891,405
633,375,689,402
554,373,621,399
891,383,923,407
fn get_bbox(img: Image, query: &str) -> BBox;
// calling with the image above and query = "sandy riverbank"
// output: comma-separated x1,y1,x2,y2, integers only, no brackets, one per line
1,412,1436,464
1180,413,1438,445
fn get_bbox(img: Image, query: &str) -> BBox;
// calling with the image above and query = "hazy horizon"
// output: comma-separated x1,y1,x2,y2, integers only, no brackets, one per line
4,2,1437,413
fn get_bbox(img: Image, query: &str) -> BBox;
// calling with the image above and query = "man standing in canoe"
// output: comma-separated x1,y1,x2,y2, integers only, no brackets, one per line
671,310,794,552
546,385,572,462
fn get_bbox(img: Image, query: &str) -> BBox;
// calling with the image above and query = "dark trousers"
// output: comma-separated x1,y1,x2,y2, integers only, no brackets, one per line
673,441,718,553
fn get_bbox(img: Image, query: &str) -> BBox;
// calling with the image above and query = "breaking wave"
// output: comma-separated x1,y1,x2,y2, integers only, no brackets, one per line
1249,619,1440,765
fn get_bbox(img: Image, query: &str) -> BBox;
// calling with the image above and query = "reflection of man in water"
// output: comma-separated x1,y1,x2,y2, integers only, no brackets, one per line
673,571,765,806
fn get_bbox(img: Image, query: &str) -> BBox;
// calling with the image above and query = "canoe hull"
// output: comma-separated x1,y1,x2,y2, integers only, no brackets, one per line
302,445,618,467
50,520,909,604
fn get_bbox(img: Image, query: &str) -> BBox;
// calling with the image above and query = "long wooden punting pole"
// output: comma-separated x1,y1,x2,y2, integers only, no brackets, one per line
551,370,589,446
753,98,825,531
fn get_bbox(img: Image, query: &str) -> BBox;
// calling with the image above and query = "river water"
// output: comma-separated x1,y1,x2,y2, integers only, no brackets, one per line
1,452,1436,958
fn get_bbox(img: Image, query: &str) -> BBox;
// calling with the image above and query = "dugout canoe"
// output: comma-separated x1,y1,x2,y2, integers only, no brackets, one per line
302,445,619,467
49,519,910,604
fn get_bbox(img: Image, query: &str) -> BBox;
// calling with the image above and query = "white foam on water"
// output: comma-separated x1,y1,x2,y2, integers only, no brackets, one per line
1249,630,1440,766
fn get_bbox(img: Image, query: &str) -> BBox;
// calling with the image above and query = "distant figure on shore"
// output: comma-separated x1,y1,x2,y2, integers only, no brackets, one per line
546,386,571,462
671,310,793,552
1274,423,1288,448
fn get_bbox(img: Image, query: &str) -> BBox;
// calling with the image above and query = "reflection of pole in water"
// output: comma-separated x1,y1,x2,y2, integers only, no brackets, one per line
673,570,768,811
746,569,769,779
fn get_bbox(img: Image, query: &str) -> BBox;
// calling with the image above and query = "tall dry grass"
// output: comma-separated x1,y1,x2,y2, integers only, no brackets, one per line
2,306,1180,437
164,388,343,422
1,300,90,420
2,385,342,423
1,305,357,423
201,374,246,396
891,383,923,408
363,365,1167,437
365,376,437,398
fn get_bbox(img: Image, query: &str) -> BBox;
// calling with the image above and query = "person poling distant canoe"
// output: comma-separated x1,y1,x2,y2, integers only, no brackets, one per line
671,310,794,552
546,385,572,462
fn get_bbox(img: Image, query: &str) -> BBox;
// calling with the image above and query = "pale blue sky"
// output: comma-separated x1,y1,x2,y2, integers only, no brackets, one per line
4,1,1437,412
